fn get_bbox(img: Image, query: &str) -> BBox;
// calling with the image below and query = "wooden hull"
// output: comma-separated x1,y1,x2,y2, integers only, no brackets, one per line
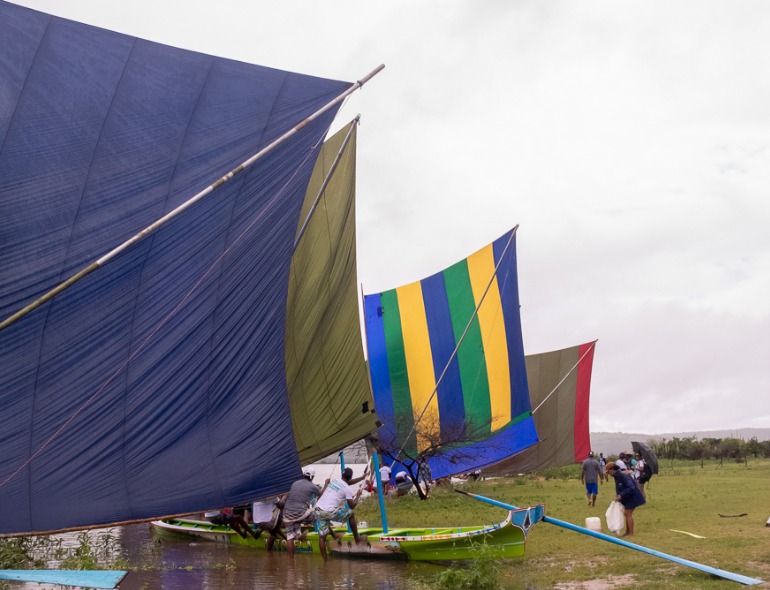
151,504,543,561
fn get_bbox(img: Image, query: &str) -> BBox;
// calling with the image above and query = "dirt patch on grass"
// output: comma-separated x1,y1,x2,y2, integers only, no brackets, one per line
553,573,636,589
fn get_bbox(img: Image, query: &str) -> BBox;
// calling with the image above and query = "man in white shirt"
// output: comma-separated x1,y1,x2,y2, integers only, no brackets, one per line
251,496,283,551
379,463,392,494
314,466,368,561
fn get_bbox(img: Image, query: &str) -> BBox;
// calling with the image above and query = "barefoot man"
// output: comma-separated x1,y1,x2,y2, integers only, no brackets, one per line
314,466,368,562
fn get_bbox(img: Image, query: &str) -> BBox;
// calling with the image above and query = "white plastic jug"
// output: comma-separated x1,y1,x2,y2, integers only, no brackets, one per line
585,516,601,532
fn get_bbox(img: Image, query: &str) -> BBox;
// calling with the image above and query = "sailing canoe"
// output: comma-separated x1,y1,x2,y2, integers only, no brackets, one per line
151,504,543,561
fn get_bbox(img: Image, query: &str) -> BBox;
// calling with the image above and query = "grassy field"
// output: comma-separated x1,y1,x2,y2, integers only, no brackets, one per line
356,459,770,589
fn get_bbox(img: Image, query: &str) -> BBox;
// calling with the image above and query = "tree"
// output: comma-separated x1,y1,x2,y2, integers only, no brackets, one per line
369,408,502,500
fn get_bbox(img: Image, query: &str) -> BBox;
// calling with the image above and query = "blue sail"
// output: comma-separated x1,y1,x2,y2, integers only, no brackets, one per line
0,1,350,534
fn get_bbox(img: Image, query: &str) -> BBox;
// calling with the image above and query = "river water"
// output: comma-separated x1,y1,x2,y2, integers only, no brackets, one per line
11,464,444,589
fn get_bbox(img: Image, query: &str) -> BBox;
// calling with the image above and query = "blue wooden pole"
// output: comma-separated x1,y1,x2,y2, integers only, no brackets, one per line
0,570,127,589
338,452,352,532
371,451,389,533
455,490,763,586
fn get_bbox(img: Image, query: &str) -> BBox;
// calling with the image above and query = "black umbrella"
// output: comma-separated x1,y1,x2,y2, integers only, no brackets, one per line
631,441,659,474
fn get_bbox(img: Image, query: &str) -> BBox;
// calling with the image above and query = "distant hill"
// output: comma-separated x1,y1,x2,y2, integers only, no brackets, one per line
589,428,770,457
316,428,770,466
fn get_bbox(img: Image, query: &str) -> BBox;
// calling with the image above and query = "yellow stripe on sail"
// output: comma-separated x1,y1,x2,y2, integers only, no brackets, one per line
396,280,439,452
467,244,510,430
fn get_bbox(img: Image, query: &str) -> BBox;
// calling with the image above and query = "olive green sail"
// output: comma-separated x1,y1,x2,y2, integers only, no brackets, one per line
285,122,380,464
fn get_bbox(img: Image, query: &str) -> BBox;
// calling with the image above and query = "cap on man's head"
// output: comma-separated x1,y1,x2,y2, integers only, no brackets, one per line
588,451,594,457
342,467,354,480
619,452,626,458
605,462,618,472
303,467,315,479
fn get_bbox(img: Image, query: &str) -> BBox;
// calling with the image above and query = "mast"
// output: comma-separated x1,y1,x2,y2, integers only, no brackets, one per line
0,66,384,334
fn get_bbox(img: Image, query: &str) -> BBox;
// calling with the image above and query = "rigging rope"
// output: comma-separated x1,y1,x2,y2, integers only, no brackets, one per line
531,340,597,415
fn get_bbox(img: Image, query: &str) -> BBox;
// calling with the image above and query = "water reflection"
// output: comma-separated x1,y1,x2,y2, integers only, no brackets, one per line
9,463,444,589
118,523,441,590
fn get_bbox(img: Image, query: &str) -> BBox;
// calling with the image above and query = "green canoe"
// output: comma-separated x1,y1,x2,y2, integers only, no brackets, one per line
151,504,543,561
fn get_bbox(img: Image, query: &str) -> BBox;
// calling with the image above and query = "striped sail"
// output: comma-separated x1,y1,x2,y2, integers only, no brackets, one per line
364,229,539,479
483,341,597,476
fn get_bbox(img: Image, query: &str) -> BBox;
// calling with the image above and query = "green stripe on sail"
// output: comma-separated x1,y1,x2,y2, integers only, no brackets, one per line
381,289,418,456
443,259,492,434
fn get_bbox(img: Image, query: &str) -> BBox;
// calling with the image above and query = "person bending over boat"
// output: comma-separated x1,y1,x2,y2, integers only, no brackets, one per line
314,466,369,562
203,508,260,540
251,496,285,551
606,461,646,536
283,467,330,560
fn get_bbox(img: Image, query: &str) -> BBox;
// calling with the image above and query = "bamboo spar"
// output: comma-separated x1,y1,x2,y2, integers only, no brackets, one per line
0,65,385,334
455,490,764,586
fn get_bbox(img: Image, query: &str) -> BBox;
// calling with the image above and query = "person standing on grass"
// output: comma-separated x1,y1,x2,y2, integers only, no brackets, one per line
581,451,601,507
599,452,608,483
635,452,653,498
606,461,646,536
379,462,392,495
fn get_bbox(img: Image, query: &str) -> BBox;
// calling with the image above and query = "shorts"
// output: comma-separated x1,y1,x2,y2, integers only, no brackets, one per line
585,482,598,495
284,510,314,541
314,504,352,537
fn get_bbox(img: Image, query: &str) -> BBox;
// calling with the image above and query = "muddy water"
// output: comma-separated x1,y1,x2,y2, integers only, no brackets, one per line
12,521,442,590
120,525,442,590
117,523,442,590
12,463,444,589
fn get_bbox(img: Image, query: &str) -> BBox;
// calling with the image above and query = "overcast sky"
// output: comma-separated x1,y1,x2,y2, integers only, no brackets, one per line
12,1,770,436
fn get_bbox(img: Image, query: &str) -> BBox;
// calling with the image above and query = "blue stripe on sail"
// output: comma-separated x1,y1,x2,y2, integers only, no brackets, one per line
427,415,539,479
493,231,530,418
364,293,396,443
420,273,466,441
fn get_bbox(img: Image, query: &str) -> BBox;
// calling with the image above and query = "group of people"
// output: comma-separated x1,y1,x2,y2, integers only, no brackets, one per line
205,465,370,562
581,450,652,536
378,459,432,497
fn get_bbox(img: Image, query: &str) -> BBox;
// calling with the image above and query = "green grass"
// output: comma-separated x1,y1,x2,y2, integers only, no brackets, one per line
356,459,770,589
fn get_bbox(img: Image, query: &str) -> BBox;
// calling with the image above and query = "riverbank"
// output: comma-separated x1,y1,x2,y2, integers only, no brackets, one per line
356,458,770,589
2,459,767,589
